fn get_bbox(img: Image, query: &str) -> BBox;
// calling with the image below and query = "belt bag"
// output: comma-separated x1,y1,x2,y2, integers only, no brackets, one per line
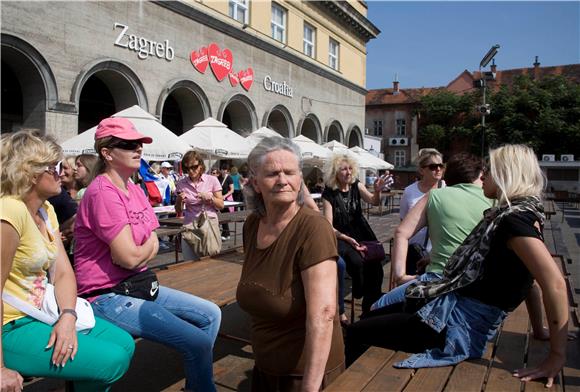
111,269,159,301
2,283,95,332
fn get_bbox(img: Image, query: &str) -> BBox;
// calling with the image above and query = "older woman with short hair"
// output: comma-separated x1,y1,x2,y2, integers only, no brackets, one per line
237,137,344,391
347,145,567,388
1,130,134,392
74,118,221,392
322,153,386,316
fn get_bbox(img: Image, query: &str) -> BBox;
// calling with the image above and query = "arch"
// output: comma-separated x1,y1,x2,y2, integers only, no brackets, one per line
71,59,148,112
261,104,294,138
217,93,258,136
346,124,363,147
156,79,211,135
324,119,344,143
296,113,322,143
1,34,59,131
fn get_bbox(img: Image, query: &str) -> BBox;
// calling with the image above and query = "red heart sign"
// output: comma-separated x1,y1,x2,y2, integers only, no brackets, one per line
229,72,239,87
238,68,254,91
190,47,209,74
208,43,233,82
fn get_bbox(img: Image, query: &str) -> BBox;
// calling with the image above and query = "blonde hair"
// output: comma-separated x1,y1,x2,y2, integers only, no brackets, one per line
0,130,62,198
415,148,443,168
488,144,545,206
324,153,359,190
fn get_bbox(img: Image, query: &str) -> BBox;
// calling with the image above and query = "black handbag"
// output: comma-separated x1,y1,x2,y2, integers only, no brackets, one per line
111,269,160,301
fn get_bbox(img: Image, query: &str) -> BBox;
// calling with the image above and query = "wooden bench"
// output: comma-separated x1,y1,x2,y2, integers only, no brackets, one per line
328,255,580,392
544,200,556,220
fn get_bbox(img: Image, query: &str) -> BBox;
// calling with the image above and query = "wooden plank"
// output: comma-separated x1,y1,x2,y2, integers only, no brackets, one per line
444,342,494,392
404,366,453,392
324,347,395,392
524,335,563,392
362,351,414,392
484,303,528,391
563,312,580,392
157,258,242,307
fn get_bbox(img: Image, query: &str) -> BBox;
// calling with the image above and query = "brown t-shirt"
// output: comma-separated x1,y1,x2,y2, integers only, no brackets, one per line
237,206,344,376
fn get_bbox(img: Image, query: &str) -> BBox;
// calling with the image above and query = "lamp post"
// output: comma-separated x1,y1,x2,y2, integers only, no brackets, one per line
477,44,500,158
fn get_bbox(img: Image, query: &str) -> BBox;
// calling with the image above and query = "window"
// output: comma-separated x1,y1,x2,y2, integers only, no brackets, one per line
396,118,406,136
394,150,406,167
373,120,383,137
229,0,248,24
329,38,339,70
303,23,316,58
271,3,286,43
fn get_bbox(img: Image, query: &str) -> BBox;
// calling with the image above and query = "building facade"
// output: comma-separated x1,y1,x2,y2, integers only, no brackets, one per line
1,0,379,146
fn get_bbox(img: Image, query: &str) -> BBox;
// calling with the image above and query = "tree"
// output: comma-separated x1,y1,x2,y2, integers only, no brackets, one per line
417,74,580,158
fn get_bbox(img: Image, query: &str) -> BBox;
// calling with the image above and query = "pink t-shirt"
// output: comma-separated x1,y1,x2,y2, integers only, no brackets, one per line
175,173,221,224
74,175,159,298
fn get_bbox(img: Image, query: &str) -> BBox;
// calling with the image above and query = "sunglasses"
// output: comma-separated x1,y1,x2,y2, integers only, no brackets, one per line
109,140,143,150
423,163,445,171
183,163,200,172
44,161,63,180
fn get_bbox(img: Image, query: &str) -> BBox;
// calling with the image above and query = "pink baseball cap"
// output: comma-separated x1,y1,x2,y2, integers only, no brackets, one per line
95,117,153,143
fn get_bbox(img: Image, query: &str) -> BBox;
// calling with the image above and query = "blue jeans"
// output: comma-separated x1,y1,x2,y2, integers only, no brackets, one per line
92,286,221,391
371,272,442,311
337,257,346,315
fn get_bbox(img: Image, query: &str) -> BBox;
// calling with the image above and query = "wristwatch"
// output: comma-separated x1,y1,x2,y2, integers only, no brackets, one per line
59,308,78,320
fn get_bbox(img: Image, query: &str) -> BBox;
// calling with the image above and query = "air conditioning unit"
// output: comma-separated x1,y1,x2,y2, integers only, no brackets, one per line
542,154,555,162
389,137,408,146
561,154,575,162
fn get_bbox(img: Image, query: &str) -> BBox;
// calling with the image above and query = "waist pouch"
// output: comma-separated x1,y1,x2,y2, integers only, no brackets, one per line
83,269,159,301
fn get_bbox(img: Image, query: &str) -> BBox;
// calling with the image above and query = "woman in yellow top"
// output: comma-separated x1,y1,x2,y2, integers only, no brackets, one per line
1,131,134,392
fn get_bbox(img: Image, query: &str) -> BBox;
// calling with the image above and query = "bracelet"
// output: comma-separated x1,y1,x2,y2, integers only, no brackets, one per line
59,308,77,320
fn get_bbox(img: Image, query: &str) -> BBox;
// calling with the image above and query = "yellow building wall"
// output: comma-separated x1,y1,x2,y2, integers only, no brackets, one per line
182,0,369,87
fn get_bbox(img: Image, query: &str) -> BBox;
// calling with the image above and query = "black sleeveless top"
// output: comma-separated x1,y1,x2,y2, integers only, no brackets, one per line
322,180,377,242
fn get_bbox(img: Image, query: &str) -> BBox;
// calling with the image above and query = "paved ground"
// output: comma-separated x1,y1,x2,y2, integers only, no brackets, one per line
24,201,580,392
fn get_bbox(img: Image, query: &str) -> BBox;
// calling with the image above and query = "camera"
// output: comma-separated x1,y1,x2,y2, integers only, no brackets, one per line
478,104,491,115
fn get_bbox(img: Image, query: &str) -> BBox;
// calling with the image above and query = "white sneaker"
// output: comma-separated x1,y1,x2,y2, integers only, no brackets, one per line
221,236,227,241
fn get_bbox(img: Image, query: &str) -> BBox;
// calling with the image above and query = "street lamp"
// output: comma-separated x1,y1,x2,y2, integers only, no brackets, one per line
477,44,500,158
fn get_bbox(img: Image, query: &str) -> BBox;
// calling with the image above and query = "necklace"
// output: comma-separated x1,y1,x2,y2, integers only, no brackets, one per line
340,188,351,213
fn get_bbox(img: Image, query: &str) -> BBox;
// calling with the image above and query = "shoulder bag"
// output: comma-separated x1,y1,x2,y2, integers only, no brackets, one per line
182,208,222,257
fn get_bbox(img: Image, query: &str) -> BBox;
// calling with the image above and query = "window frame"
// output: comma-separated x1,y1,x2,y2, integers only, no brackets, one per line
373,120,383,137
271,3,287,43
396,118,406,136
303,22,316,58
329,37,339,70
229,0,249,24
394,150,406,167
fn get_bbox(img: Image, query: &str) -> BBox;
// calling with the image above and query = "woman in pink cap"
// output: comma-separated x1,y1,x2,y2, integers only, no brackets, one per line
74,117,221,392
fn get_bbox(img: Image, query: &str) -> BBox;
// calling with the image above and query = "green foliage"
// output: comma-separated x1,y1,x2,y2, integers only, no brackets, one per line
417,74,580,157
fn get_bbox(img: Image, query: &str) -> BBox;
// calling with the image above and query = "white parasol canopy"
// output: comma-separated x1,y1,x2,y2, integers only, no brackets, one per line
245,127,283,148
349,146,394,170
60,105,190,161
292,135,332,166
180,118,252,159
323,140,350,152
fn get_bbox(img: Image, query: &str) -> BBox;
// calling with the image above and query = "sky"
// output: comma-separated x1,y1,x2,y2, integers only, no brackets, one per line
365,1,580,90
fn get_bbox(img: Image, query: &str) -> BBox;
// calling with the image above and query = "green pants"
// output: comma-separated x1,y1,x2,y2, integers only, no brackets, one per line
2,316,135,392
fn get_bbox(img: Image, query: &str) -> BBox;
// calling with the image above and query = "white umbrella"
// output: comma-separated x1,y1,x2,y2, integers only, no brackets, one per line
180,118,252,159
60,105,190,161
349,146,394,170
246,127,283,148
323,140,350,152
292,135,332,166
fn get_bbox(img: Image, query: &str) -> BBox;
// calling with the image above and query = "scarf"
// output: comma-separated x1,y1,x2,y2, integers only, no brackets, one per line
406,196,545,299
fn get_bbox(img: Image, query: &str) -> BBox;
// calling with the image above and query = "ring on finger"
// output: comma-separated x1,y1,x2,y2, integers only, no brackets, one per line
67,344,74,350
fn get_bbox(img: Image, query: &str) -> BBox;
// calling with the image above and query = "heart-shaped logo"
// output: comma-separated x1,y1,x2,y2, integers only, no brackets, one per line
238,68,254,91
229,72,239,87
190,47,209,74
208,43,233,82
